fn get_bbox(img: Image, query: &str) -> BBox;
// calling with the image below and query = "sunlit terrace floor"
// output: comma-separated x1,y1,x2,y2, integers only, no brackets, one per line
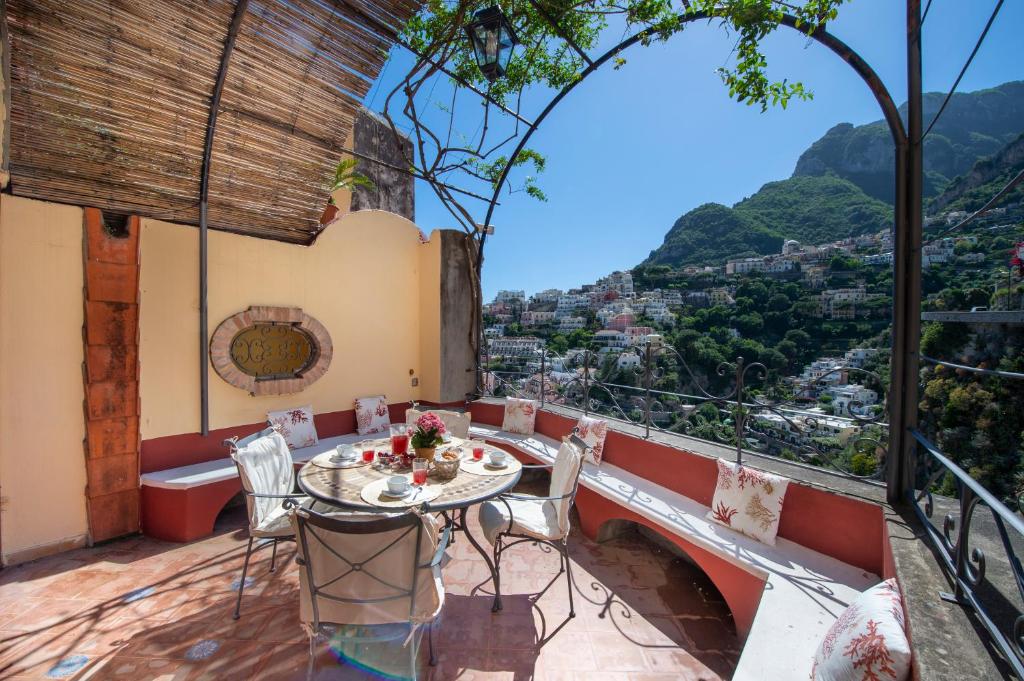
0,480,740,680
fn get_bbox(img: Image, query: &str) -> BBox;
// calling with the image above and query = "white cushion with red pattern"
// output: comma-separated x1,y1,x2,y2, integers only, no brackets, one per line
811,578,911,681
355,395,391,435
501,397,537,435
574,414,608,465
706,458,790,545
267,405,319,450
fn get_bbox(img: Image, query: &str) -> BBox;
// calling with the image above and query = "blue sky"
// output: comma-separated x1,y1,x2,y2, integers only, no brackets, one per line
365,1,1023,299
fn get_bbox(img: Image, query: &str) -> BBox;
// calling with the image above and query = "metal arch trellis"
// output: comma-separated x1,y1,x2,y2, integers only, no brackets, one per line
462,5,916,489
381,2,923,500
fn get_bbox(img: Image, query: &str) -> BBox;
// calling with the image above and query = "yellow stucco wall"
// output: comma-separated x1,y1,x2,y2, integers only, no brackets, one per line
0,196,89,562
139,209,442,440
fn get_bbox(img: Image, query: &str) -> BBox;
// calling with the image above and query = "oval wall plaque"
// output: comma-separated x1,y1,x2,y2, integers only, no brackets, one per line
230,324,317,379
210,306,333,396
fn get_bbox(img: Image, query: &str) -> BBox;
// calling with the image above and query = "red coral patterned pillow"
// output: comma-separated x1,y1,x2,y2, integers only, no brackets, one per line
811,579,910,681
267,405,318,450
355,395,391,435
574,415,608,465
705,458,790,545
502,397,537,435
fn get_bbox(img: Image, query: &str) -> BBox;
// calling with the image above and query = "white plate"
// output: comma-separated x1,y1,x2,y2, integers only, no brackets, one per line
484,460,509,469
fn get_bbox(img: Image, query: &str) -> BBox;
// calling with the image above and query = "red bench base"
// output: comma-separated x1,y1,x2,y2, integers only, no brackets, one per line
141,479,242,542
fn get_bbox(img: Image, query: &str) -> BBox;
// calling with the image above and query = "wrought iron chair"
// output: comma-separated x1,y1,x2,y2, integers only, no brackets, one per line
477,434,588,617
290,506,451,680
224,426,311,620
406,406,472,439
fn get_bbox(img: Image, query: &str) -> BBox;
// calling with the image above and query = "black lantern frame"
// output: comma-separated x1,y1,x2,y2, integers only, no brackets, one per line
463,5,519,82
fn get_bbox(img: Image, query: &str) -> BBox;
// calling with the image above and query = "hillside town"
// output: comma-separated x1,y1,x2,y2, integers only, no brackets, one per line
482,202,1023,459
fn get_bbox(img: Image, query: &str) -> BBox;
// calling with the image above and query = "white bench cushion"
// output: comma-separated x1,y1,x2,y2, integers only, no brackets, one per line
140,433,367,490
469,423,879,680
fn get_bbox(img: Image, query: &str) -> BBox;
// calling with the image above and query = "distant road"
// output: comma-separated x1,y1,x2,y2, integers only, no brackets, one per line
921,311,1024,324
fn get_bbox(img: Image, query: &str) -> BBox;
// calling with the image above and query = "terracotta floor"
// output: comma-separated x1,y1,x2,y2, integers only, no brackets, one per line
0,483,740,680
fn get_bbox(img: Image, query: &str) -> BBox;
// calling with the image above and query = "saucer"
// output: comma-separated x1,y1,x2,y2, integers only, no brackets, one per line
330,454,358,464
380,486,413,498
484,460,509,470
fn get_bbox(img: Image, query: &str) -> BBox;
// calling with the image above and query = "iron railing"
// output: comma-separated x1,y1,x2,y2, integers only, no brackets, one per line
481,340,889,481
909,428,1024,677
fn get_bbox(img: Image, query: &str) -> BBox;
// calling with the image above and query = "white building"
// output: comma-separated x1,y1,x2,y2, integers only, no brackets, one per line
782,240,802,256
824,384,879,417
494,290,526,304
708,288,735,306
555,294,589,317
617,352,642,370
726,257,767,275
819,287,867,319
594,330,629,352
557,316,586,332
530,288,563,305
484,325,505,338
521,310,556,326
488,336,544,358
596,271,635,298
843,348,878,368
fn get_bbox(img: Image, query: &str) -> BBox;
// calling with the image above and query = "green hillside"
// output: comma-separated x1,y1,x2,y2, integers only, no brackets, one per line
642,203,781,267
929,133,1024,214
735,175,892,244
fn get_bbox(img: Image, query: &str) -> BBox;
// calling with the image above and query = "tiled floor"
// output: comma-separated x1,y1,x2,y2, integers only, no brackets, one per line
0,482,740,680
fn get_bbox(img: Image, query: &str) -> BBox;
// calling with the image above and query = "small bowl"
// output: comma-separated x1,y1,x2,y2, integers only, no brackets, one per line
487,451,507,466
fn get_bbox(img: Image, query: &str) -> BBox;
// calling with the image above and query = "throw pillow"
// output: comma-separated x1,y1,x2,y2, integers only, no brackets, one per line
267,405,318,450
574,415,608,465
811,578,911,681
502,397,537,435
355,395,391,435
706,458,790,545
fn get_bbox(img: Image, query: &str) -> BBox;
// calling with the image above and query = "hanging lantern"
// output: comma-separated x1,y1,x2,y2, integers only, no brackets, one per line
463,5,518,82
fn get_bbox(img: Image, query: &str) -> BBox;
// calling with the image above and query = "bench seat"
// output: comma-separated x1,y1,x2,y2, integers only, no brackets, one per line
469,424,878,680
139,433,367,541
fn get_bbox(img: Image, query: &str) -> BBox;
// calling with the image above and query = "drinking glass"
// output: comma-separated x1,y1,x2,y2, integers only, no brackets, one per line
471,439,485,461
412,458,428,485
361,448,375,463
390,424,410,456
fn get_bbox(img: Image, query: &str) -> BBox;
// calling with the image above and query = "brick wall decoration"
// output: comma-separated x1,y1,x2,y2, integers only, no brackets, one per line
209,306,333,396
82,209,141,542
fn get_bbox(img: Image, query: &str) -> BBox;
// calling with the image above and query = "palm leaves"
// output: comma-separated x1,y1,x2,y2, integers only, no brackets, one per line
327,158,374,204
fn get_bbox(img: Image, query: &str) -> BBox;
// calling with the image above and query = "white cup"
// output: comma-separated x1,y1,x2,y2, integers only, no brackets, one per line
387,476,410,495
488,450,507,466
335,445,355,460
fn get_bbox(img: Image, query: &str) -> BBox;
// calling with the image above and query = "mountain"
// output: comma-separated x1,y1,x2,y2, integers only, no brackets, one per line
642,203,782,267
793,81,1024,203
929,133,1024,214
641,81,1024,269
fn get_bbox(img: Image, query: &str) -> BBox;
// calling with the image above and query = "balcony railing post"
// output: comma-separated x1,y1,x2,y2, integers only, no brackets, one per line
582,350,591,416
642,341,653,439
540,350,546,408
734,357,745,467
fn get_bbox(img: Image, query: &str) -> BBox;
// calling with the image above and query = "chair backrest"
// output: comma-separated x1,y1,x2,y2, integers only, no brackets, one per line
227,429,294,532
290,507,443,631
405,408,471,439
549,439,585,537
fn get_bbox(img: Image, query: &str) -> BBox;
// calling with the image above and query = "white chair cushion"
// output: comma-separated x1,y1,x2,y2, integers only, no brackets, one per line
811,578,911,681
267,405,319,450
706,458,790,545
549,440,584,536
253,496,311,538
355,395,391,435
501,397,537,435
478,496,561,546
232,432,296,533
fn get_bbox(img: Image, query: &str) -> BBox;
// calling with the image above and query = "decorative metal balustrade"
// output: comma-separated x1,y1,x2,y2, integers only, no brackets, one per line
480,340,889,481
908,355,1024,676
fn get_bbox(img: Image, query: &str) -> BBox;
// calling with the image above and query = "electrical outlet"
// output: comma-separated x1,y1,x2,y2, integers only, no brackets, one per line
411,377,419,387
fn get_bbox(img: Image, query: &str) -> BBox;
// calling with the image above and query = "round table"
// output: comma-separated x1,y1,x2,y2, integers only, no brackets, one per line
297,437,522,611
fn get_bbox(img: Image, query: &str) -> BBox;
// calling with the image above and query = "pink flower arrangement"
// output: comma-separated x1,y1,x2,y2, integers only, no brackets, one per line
411,412,447,449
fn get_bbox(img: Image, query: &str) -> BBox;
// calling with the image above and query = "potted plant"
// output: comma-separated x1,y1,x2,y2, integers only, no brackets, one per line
320,158,374,226
411,412,446,460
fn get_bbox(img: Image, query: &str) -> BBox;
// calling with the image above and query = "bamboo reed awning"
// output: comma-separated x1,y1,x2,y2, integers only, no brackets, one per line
4,0,416,244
